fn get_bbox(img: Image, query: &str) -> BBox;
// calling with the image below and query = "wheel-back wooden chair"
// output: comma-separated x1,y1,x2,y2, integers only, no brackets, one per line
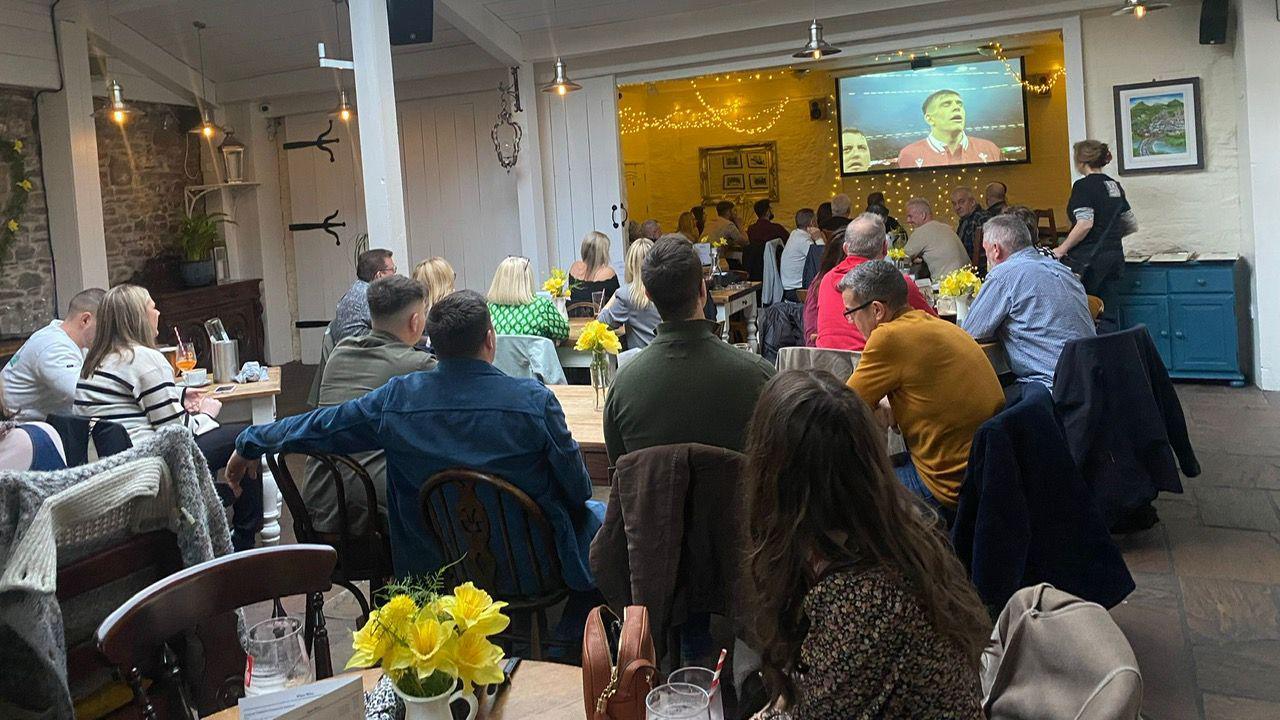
95,545,338,719
1035,208,1058,245
267,451,393,626
567,301,599,318
419,469,570,660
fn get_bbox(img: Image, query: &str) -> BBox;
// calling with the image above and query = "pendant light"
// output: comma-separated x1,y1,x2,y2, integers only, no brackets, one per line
792,20,841,60
1112,0,1170,18
540,58,582,96
189,21,223,139
103,79,142,126
330,0,355,121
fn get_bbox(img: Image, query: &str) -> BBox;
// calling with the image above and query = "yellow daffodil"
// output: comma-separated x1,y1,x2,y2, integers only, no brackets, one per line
708,236,728,249
389,616,458,681
887,247,907,262
16,179,32,192
543,268,574,298
347,608,395,669
5,219,17,233
574,320,621,354
438,582,510,637
937,266,982,298
12,140,22,152
452,627,506,691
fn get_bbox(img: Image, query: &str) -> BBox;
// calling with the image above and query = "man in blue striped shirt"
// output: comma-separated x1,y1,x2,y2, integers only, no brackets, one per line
962,215,1096,387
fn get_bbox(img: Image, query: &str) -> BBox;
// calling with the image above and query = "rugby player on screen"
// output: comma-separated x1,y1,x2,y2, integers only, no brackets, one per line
896,89,1003,168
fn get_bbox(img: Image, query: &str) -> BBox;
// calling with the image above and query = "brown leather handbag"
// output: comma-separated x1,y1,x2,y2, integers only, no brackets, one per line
582,605,658,720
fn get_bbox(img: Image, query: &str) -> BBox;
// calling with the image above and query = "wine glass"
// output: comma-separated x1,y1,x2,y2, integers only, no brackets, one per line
175,342,197,380
646,682,710,719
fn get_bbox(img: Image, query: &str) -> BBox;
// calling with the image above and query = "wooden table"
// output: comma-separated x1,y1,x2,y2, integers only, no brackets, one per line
195,366,284,546
559,317,625,369
550,385,609,486
711,282,761,348
203,661,581,719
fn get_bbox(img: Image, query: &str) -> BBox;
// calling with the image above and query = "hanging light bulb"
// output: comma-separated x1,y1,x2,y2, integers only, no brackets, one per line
540,58,582,95
332,89,354,122
103,80,141,125
1112,0,1169,18
330,1,354,122
188,21,224,139
792,20,841,60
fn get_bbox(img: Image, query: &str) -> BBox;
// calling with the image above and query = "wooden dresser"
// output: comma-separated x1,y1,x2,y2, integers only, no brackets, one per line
151,279,265,364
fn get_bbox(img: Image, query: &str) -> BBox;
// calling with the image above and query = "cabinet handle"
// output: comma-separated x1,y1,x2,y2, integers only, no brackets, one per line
1174,331,1185,339
1196,278,1207,286
1159,330,1169,338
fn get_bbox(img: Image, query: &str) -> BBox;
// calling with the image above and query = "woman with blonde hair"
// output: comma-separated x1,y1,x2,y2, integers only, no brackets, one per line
487,256,569,340
598,237,661,350
568,231,619,314
412,256,456,312
75,284,261,549
676,211,699,243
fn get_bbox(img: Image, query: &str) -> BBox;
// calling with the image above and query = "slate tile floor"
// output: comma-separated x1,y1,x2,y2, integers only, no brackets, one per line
268,363,1280,719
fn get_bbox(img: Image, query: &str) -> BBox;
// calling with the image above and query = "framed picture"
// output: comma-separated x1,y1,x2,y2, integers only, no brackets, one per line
700,142,779,203
1112,77,1204,175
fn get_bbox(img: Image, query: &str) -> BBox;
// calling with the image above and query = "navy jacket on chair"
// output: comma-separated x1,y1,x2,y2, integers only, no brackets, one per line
951,383,1134,610
1052,326,1198,528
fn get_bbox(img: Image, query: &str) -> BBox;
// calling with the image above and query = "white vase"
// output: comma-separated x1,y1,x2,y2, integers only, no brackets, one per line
956,294,972,322
554,295,569,321
392,680,477,720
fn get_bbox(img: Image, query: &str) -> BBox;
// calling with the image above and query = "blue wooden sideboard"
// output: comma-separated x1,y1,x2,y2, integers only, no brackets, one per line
1109,259,1245,385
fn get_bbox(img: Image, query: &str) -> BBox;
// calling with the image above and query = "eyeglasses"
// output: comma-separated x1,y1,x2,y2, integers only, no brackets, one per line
843,299,875,317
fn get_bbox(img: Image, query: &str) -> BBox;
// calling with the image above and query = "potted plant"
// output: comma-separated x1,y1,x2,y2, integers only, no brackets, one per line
347,577,509,720
177,211,234,287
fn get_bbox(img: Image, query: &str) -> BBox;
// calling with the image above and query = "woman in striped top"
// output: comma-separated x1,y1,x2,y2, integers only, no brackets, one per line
75,284,262,549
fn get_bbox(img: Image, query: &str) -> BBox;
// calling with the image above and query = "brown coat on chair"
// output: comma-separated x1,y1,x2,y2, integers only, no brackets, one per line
588,443,749,664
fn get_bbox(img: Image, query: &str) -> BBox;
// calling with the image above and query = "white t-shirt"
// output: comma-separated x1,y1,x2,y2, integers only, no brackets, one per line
2,321,84,421
780,229,815,290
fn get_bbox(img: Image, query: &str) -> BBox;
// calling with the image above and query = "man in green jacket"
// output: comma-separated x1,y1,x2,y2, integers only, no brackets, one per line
604,237,776,465
305,274,437,534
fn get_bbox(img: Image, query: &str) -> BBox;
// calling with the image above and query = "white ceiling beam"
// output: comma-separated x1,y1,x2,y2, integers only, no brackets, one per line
434,0,524,65
259,68,508,117
89,16,216,107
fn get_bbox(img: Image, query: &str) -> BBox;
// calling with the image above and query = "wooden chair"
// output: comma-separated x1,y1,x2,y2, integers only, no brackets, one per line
267,452,394,625
95,545,338,719
566,301,599,318
1034,209,1058,245
970,226,985,267
1087,295,1105,321
419,469,571,660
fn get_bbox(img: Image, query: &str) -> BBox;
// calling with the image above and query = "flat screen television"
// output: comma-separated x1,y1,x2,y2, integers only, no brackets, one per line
836,58,1031,176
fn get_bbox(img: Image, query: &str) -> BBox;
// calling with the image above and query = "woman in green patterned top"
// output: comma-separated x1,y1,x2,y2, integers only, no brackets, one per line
486,256,570,341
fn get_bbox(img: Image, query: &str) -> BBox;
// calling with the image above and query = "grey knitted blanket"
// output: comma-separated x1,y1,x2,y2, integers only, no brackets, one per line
0,425,233,719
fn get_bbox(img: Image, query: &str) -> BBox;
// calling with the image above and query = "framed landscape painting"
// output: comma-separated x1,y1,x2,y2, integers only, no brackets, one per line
1113,77,1204,175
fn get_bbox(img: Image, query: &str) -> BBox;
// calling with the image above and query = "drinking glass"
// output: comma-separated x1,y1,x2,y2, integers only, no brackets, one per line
646,682,710,720
592,290,606,313
243,617,313,697
667,667,723,720
175,342,198,377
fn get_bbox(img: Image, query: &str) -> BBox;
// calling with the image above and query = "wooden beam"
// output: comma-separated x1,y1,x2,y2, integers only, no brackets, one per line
435,0,523,66
88,17,216,107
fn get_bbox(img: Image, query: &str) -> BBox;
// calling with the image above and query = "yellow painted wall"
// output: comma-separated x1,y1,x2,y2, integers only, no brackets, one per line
620,42,1071,232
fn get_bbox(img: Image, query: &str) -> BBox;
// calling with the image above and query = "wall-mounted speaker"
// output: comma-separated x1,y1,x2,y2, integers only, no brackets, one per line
809,99,826,120
1200,0,1228,45
388,0,434,46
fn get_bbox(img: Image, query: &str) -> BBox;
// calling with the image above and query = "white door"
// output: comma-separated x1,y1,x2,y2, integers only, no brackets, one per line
539,75,627,276
284,113,368,362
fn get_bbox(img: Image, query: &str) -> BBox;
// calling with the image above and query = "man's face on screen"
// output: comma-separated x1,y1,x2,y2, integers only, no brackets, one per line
843,132,870,172
925,93,965,135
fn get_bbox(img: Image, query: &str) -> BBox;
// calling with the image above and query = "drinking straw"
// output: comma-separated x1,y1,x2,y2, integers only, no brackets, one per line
709,648,728,696
173,326,184,348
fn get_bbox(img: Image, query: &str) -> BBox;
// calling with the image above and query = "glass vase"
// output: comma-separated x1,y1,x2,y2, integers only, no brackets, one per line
590,351,611,411
554,296,568,321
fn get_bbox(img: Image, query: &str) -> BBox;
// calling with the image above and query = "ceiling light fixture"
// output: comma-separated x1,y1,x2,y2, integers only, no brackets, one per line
103,79,142,125
540,58,582,96
792,20,841,60
1112,0,1170,18
189,21,223,139
333,89,354,122
329,0,355,122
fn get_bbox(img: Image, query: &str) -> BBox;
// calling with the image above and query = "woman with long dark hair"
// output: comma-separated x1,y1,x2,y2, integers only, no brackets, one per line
744,370,990,719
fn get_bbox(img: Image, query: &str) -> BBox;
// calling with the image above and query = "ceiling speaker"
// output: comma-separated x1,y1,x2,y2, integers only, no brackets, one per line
388,0,434,46
1199,0,1228,45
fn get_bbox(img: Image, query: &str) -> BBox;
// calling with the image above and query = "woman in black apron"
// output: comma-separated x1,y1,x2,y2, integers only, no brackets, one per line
1055,140,1137,298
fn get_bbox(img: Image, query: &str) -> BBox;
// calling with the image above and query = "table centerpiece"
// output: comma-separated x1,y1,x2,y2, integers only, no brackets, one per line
937,265,983,322
574,320,622,410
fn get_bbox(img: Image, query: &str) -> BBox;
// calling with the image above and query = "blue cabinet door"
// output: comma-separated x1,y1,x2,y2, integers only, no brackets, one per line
1170,294,1239,373
1116,295,1171,367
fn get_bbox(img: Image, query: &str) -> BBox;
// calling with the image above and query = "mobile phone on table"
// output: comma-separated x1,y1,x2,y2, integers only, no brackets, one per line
213,384,236,394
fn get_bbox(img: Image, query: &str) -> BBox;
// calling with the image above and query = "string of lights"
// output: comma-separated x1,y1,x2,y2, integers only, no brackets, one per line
990,42,1065,94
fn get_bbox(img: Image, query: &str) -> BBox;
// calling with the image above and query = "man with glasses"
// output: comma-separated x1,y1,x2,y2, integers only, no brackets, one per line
843,260,1003,520
331,248,397,343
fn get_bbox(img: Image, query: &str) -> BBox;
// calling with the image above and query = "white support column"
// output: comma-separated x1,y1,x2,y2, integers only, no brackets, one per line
348,0,408,262
515,63,548,274
1235,0,1280,390
1060,15,1087,180
36,10,108,306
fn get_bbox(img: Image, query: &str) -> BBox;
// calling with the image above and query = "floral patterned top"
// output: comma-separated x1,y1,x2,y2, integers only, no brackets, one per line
489,297,570,341
758,566,982,720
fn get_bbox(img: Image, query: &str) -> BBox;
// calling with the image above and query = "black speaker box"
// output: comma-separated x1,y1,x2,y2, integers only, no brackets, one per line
809,100,826,120
1200,0,1228,45
388,0,434,46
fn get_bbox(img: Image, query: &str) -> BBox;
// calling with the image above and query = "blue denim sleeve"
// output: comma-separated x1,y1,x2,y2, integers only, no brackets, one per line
235,384,387,460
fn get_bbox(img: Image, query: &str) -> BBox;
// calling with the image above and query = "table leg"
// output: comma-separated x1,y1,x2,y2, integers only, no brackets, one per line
745,297,759,353
716,305,730,342
251,395,282,547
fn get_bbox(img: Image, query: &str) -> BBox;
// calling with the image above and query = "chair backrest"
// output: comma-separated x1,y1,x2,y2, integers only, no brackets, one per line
775,346,860,380
419,469,568,604
1086,295,1105,320
95,545,337,719
43,413,132,467
307,327,337,407
494,335,568,385
1034,208,1058,244
971,226,985,266
567,301,598,318
267,452,390,564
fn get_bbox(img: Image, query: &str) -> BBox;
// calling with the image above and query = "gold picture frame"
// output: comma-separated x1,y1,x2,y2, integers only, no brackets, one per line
700,142,778,204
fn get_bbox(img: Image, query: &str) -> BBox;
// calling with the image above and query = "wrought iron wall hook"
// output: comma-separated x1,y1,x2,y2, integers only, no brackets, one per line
289,209,347,245
283,119,341,162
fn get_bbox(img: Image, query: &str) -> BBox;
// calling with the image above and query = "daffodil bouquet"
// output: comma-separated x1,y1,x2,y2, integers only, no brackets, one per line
573,320,622,355
937,266,983,298
347,577,510,698
706,235,729,249
543,268,576,299
886,247,908,262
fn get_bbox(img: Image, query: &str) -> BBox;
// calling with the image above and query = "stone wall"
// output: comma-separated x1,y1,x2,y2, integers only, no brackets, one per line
0,86,54,330
96,100,201,284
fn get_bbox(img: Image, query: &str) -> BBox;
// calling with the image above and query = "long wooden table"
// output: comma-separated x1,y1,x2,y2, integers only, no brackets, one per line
559,316,625,369
203,661,581,719
711,281,761,347
551,384,609,486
